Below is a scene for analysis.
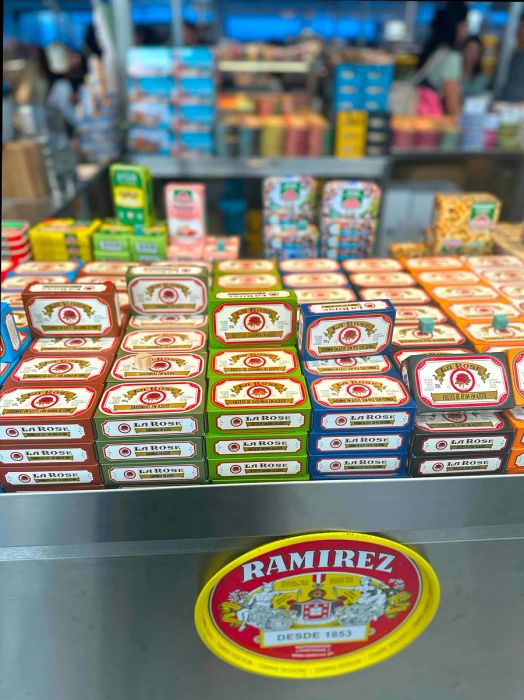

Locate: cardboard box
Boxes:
[96,437,204,463]
[23,282,121,337]
[110,163,154,229]
[205,434,307,458]
[6,354,110,387]
[208,455,307,481]
[207,376,310,434]
[301,355,395,382]
[119,330,207,354]
[209,291,297,347]
[309,453,406,478]
[101,461,207,486]
[0,464,102,490]
[307,374,415,433]
[0,443,98,466]
[297,300,395,360]
[127,263,208,315]
[408,453,506,477]
[0,385,98,444]
[95,379,206,438]
[208,348,299,377]
[108,352,206,383]
[309,431,409,454]
[402,352,514,412]
[410,412,512,456]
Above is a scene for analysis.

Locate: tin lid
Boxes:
[194,532,439,679]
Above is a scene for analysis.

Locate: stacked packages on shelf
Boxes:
[127,47,215,157]
[2,221,32,266]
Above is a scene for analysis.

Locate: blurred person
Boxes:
[417,1,469,115]
[47,45,87,133]
[499,14,524,102]
[462,36,489,97]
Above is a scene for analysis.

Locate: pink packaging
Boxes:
[164,183,206,256]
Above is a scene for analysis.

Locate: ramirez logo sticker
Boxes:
[195,532,439,679]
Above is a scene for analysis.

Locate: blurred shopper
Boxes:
[499,14,524,102]
[462,36,489,97]
[417,1,469,115]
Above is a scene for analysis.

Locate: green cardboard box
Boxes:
[107,352,207,383]
[209,290,297,348]
[117,329,208,355]
[97,436,204,463]
[101,459,207,485]
[126,263,209,315]
[110,163,154,229]
[207,455,307,481]
[207,374,310,434]
[207,347,301,378]
[206,433,307,459]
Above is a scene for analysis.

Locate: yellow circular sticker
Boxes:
[195,531,440,679]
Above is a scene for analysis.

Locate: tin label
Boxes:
[211,378,306,409]
[128,314,207,330]
[99,382,202,415]
[447,302,520,320]
[359,288,430,303]
[283,273,347,288]
[312,376,409,409]
[121,330,206,352]
[102,440,197,460]
[26,296,113,335]
[30,336,118,353]
[394,306,447,325]
[464,322,524,343]
[0,423,86,440]
[320,411,411,430]
[413,356,509,409]
[315,434,404,452]
[108,464,199,482]
[0,386,96,417]
[304,356,392,376]
[5,469,95,485]
[211,350,298,376]
[393,325,465,347]
[306,315,392,358]
[432,285,498,301]
[212,437,304,455]
[216,459,302,477]
[420,436,508,453]
[217,413,306,431]
[295,288,356,303]
[0,447,89,464]
[101,417,198,437]
[417,457,502,475]
[415,412,504,432]
[13,356,107,382]
[128,277,207,314]
[280,259,341,273]
[316,456,402,472]
[194,532,439,679]
[111,353,204,380]
[213,302,294,344]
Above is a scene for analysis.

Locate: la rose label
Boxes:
[194,532,439,679]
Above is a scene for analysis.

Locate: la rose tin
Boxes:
[127,313,208,330]
[4,275,69,291]
[23,282,121,337]
[358,287,431,304]
[446,302,521,323]
[207,455,308,481]
[480,269,524,285]
[294,288,356,304]
[506,448,524,473]
[127,264,208,315]
[393,348,472,370]
[209,291,297,348]
[462,321,524,346]
[401,256,464,271]
[301,355,394,382]
[96,437,204,463]
[77,275,127,291]
[119,330,207,354]
[506,349,524,405]
[13,260,80,276]
[394,305,447,325]
[297,300,395,361]
[108,353,206,382]
[214,274,281,292]
[402,353,514,411]
[95,379,206,438]
[309,431,409,454]
[309,454,406,478]
[28,335,120,359]
[207,376,310,434]
[0,464,102,490]
[208,348,300,377]
[215,259,278,275]
[282,272,348,289]
[411,412,512,456]
[429,284,500,304]
[391,324,466,349]
[101,461,207,485]
[7,354,110,387]
[408,454,506,477]
[349,272,415,288]
[464,255,520,269]
[0,385,97,443]
[504,408,524,447]
[342,258,403,273]
[0,443,98,466]
[206,434,307,458]
[416,270,480,286]
[279,258,341,273]
[81,261,133,275]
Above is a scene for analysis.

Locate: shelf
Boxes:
[218,59,313,73]
[1,475,523,555]
[128,154,389,178]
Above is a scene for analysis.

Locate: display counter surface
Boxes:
[1,475,523,556]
